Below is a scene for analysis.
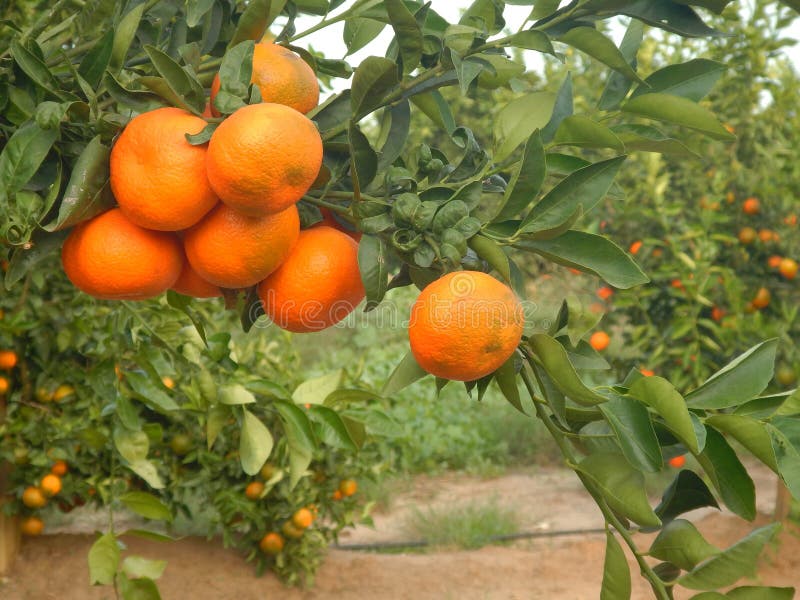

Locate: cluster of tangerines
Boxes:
[60,42,365,333]
[0,349,17,396]
[19,460,68,536]
[0,348,75,401]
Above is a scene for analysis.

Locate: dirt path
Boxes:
[2,467,797,600]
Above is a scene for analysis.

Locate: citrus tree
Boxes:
[2,0,800,598]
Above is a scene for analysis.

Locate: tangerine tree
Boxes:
[2,0,800,598]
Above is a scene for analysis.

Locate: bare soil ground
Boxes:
[2,467,798,600]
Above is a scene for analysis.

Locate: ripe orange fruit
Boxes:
[282,520,305,539]
[259,532,285,555]
[785,214,798,226]
[332,489,343,501]
[258,227,365,333]
[171,259,221,298]
[758,229,776,243]
[738,227,756,245]
[779,258,798,280]
[407,271,524,381]
[752,287,771,310]
[292,508,313,529]
[0,376,9,395]
[22,486,47,508]
[51,460,68,477]
[652,248,663,258]
[62,209,183,300]
[20,516,44,536]
[184,203,299,289]
[52,384,75,402]
[161,376,175,389]
[629,240,642,255]
[211,43,319,116]
[40,474,62,497]
[742,197,760,215]
[668,455,686,469]
[0,350,18,370]
[768,255,783,269]
[671,279,684,289]
[339,479,358,497]
[710,306,725,322]
[315,208,362,242]
[206,103,323,216]
[726,191,735,204]
[596,287,614,301]
[245,481,264,500]
[639,369,655,377]
[589,331,610,351]
[110,107,218,231]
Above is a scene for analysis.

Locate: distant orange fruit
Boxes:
[184,203,299,289]
[758,229,776,243]
[292,508,313,529]
[110,107,218,231]
[245,481,264,500]
[171,259,221,298]
[779,258,798,280]
[0,350,18,370]
[40,474,62,497]
[668,455,686,468]
[20,516,44,536]
[339,479,358,497]
[738,227,757,245]
[332,490,343,501]
[629,240,642,255]
[51,460,68,477]
[726,191,735,204]
[62,209,183,300]
[0,376,9,395]
[671,279,684,290]
[161,376,175,389]
[596,287,614,301]
[768,255,783,269]
[652,248,663,258]
[710,306,725,322]
[52,384,75,402]
[589,331,610,351]
[742,197,760,215]
[282,520,305,539]
[752,287,771,310]
[784,214,798,226]
[258,227,365,333]
[407,271,524,381]
[210,43,319,116]
[259,532,285,555]
[639,369,655,377]
[22,486,47,508]
[206,103,323,216]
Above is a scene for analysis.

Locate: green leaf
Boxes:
[629,376,699,453]
[612,123,699,157]
[121,556,167,581]
[0,120,59,199]
[351,56,399,118]
[382,351,429,395]
[695,427,756,521]
[143,45,205,113]
[386,0,423,74]
[655,470,720,524]
[230,0,288,46]
[128,460,164,489]
[552,116,625,152]
[494,91,556,161]
[576,452,661,527]
[11,40,67,99]
[726,586,796,599]
[649,519,719,570]
[43,135,113,231]
[309,405,360,450]
[616,1,723,38]
[219,384,256,405]
[516,231,649,289]
[216,40,255,106]
[528,334,608,406]
[114,428,149,463]
[110,4,146,71]
[520,155,626,233]
[558,27,645,84]
[468,234,511,282]
[358,235,389,311]
[88,533,120,586]
[686,340,778,409]
[206,405,228,450]
[410,91,455,133]
[678,523,781,590]
[503,29,555,54]
[349,122,378,193]
[767,417,800,500]
[600,394,662,472]
[377,99,411,171]
[78,30,114,88]
[631,59,726,102]
[622,93,735,141]
[706,415,778,472]
[119,492,172,522]
[124,371,180,413]
[492,130,545,222]
[540,73,573,143]
[495,353,524,414]
[104,73,167,113]
[600,531,631,600]
[344,18,386,55]
[275,401,315,488]
[239,408,274,476]
[292,370,343,405]
[119,574,161,600]
[598,19,644,111]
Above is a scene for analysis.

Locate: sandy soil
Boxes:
[2,467,798,600]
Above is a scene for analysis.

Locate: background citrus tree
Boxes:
[2,1,800,598]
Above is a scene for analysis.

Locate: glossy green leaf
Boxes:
[540,73,573,143]
[528,334,607,406]
[600,531,631,600]
[678,523,781,590]
[631,59,726,102]
[648,519,719,570]
[219,384,256,405]
[598,19,644,110]
[123,371,180,413]
[494,91,556,161]
[600,394,662,472]
[11,40,66,99]
[275,400,316,487]
[617,1,723,38]
[726,586,796,599]
[349,122,378,193]
[104,73,167,113]
[516,231,649,289]
[622,93,735,141]
[309,405,360,450]
[114,428,149,463]
[503,29,555,54]
[230,0,288,46]
[344,18,386,55]
[0,120,59,199]
[612,123,699,157]
[495,353,524,414]
[88,533,120,586]
[119,492,172,522]
[686,340,778,409]
[559,27,645,84]
[110,4,146,71]
[358,235,389,311]
[629,376,699,453]
[492,130,545,223]
[382,351,429,395]
[239,408,274,476]
[695,427,756,521]
[206,405,228,450]
[706,415,778,472]
[293,370,343,406]
[78,30,114,88]
[552,116,625,152]
[410,91,455,133]
[143,45,205,113]
[576,452,661,527]
[351,56,399,118]
[128,460,164,489]
[386,0,422,74]
[767,417,800,500]
[654,470,720,524]
[468,234,511,282]
[377,99,411,171]
[121,555,167,581]
[216,40,255,103]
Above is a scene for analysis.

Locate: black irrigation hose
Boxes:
[332,526,609,552]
